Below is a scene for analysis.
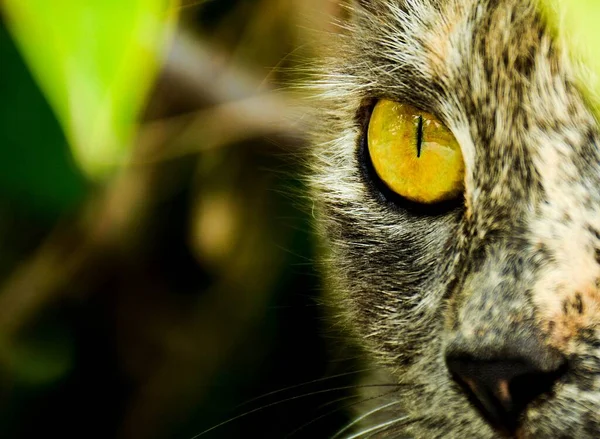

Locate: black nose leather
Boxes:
[446,353,567,433]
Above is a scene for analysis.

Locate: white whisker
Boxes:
[332,399,403,439]
[344,415,410,439]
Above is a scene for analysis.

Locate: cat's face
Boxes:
[310,0,600,437]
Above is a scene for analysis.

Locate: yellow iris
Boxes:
[367,99,465,204]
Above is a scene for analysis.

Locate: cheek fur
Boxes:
[530,130,600,352]
[532,227,600,352]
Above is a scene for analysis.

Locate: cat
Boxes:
[309,0,600,437]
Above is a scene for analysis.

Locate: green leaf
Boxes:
[3,0,178,178]
[542,1,600,106]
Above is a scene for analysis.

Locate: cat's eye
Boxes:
[367,99,465,204]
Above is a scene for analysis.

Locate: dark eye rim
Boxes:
[357,99,465,217]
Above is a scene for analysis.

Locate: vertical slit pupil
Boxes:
[416,115,424,158]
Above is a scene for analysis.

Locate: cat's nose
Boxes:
[445,339,567,434]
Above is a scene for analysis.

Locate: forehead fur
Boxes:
[314,0,600,220]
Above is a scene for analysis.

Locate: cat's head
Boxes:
[310,0,600,437]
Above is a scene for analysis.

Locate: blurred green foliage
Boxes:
[542,0,600,108]
[3,0,178,178]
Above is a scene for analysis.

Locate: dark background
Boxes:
[0,1,356,438]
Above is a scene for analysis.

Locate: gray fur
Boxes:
[309,0,600,437]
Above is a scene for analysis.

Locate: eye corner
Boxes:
[354,97,378,130]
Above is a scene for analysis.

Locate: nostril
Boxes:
[446,356,567,433]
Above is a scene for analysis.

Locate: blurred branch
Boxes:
[135,92,307,164]
[137,31,309,163]
[0,224,93,337]
[165,29,264,105]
